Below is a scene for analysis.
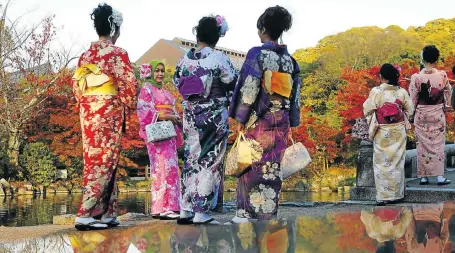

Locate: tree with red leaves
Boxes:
[0,2,76,178]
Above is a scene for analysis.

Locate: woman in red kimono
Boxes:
[72,4,137,230]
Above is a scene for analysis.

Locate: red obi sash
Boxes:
[376,99,404,124]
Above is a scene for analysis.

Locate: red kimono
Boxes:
[73,40,137,218]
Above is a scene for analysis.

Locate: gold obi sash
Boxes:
[73,64,118,96]
[155,104,174,114]
[263,70,293,98]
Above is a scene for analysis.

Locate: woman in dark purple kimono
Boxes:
[228,6,301,222]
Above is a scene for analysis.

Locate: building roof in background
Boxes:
[135,37,246,70]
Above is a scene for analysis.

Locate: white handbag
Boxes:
[280,133,312,179]
[145,112,177,143]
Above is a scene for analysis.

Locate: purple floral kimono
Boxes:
[229,41,301,220]
[173,47,238,213]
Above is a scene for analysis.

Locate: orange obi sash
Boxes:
[263,70,293,98]
[73,64,118,96]
[155,104,174,113]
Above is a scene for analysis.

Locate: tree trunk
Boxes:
[7,129,20,176]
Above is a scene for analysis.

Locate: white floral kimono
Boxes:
[363,83,413,201]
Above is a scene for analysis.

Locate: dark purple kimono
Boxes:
[229,42,301,220]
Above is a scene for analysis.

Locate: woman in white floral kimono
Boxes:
[229,6,301,222]
[363,64,413,205]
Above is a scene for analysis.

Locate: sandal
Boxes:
[438,178,451,185]
[159,211,180,220]
[101,218,120,227]
[193,218,220,225]
[177,217,194,225]
[75,221,108,231]
[420,178,429,185]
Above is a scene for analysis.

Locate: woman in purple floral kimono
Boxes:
[173,15,238,225]
[229,6,301,222]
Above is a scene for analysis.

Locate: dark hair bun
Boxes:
[195,16,221,46]
[422,45,440,64]
[380,63,400,86]
[257,5,293,41]
[91,3,114,36]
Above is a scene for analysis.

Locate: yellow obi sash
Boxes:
[73,64,118,96]
[263,70,293,98]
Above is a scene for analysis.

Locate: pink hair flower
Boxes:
[140,63,152,80]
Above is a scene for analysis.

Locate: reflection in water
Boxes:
[3,202,455,252]
[405,203,449,253]
[0,191,349,227]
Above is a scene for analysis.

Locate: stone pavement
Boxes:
[351,169,455,202]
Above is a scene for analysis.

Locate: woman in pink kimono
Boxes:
[405,203,449,253]
[137,60,182,220]
[409,45,451,186]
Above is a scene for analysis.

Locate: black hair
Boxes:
[257,5,292,41]
[380,63,400,86]
[376,241,395,253]
[195,16,221,47]
[422,45,440,64]
[91,3,118,37]
[452,65,455,76]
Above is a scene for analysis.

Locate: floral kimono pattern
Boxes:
[73,40,137,218]
[229,42,301,220]
[363,83,413,201]
[137,83,182,215]
[409,69,451,177]
[174,47,238,213]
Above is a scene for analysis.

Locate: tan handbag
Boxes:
[225,132,263,177]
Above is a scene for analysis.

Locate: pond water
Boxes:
[0,191,349,227]
[2,201,454,253]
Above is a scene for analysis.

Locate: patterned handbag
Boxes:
[145,113,177,143]
[281,133,312,179]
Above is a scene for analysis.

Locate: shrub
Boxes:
[20,142,58,186]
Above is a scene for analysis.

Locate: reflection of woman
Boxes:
[73,4,137,230]
[363,64,413,205]
[405,203,449,253]
[360,207,412,246]
[137,61,182,220]
[229,5,301,222]
[173,15,238,225]
[409,45,451,185]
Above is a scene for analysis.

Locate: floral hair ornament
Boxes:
[215,15,229,37]
[140,63,152,80]
[394,64,402,73]
[108,8,123,37]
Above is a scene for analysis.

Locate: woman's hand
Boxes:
[237,123,245,133]
[169,115,182,126]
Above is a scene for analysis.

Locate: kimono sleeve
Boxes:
[72,56,84,103]
[409,74,421,111]
[219,53,239,95]
[228,47,262,125]
[441,70,452,110]
[136,86,156,141]
[363,88,379,124]
[402,88,414,118]
[173,58,184,89]
[114,50,138,110]
[289,57,301,127]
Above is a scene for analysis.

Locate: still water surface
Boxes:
[1,201,454,253]
[0,191,349,226]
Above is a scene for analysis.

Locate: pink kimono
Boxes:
[409,69,451,177]
[137,83,182,214]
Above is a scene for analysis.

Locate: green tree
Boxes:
[20,142,58,187]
